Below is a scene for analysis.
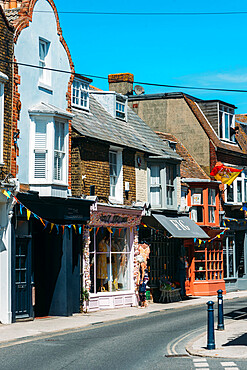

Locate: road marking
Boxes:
[167,327,203,355]
[220,363,238,367]
[193,364,209,368]
[193,359,207,362]
[223,368,239,370]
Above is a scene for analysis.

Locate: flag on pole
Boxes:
[210,162,242,185]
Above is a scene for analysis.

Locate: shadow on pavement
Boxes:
[224,306,247,320]
[222,333,247,346]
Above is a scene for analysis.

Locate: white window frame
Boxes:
[116,100,126,120]
[109,147,123,204]
[54,121,66,182]
[225,170,247,204]
[39,37,51,87]
[218,103,235,142]
[190,188,204,223]
[0,82,4,165]
[148,162,177,209]
[208,188,216,223]
[72,79,89,110]
[29,115,68,186]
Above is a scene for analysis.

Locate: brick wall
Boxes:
[71,132,137,205]
[135,152,147,202]
[0,9,14,180]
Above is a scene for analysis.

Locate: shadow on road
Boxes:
[222,333,247,346]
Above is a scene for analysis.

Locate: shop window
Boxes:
[89,228,131,293]
[208,188,216,223]
[223,234,236,278]
[194,240,223,281]
[190,188,203,223]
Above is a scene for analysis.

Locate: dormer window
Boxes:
[116,99,126,120]
[219,104,235,142]
[72,79,89,109]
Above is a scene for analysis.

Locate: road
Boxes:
[0,298,246,370]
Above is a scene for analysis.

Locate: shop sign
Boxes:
[90,212,142,227]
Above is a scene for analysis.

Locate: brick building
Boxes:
[108,73,247,293]
[0,5,15,324]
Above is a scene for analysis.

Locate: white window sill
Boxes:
[71,103,89,112]
[38,82,53,93]
[109,196,123,204]
[30,181,68,187]
[90,290,134,297]
[220,138,237,145]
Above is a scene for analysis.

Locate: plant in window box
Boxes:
[80,288,90,313]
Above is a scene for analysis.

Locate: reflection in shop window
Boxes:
[89,228,131,293]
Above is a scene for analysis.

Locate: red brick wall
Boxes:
[0,9,14,180]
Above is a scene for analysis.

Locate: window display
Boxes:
[89,228,131,293]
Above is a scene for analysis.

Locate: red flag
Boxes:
[210,162,242,185]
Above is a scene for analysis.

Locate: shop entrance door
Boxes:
[15,236,33,319]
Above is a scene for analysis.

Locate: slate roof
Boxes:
[234,115,247,154]
[72,94,181,159]
[156,132,210,180]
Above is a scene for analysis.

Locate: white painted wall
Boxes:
[0,194,13,324]
[14,0,71,187]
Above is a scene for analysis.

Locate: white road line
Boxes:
[223,368,239,370]
[220,362,237,367]
[193,359,207,362]
[193,364,210,368]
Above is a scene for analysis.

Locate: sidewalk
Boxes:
[0,290,247,353]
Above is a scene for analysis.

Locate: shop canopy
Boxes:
[145,214,209,239]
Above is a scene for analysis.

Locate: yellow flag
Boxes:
[26,209,31,220]
[2,190,10,198]
[50,223,54,233]
[107,227,113,234]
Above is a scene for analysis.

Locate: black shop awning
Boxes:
[145,214,209,239]
[16,192,94,224]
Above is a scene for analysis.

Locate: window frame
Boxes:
[109,147,123,204]
[71,78,89,110]
[29,115,69,186]
[223,233,236,279]
[147,162,177,209]
[38,37,51,87]
[218,103,235,142]
[190,188,204,224]
[225,170,247,204]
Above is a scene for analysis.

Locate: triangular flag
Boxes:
[62,225,65,234]
[96,227,100,235]
[19,204,23,215]
[79,226,82,234]
[107,227,113,234]
[194,238,197,243]
[2,190,10,198]
[26,209,31,220]
[56,225,59,234]
[50,223,54,233]
[40,218,46,227]
[73,225,77,233]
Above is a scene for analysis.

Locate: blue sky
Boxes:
[55,0,247,113]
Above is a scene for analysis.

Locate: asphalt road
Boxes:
[0,298,247,370]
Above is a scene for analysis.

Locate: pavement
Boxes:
[0,290,247,359]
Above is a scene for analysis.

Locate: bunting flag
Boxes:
[26,209,31,221]
[62,225,65,234]
[79,226,82,234]
[96,227,100,235]
[73,224,77,233]
[2,189,11,198]
[210,162,242,185]
[107,227,113,234]
[56,225,59,234]
[50,223,54,233]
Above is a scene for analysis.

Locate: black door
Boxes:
[15,236,33,319]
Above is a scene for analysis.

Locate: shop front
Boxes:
[83,204,143,311]
[140,213,209,301]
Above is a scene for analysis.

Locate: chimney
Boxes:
[108,73,134,96]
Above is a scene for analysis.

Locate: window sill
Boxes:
[38,82,53,94]
[71,103,89,112]
[220,138,237,145]
[109,196,123,205]
[90,290,134,297]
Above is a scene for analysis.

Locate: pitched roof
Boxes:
[72,95,181,159]
[234,115,247,154]
[156,132,210,180]
[183,95,243,155]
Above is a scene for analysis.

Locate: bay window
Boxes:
[148,163,177,209]
[190,188,203,223]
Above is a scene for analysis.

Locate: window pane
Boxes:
[225,113,229,139]
[209,206,215,223]
[227,184,233,202]
[35,152,46,178]
[237,180,242,203]
[191,188,203,205]
[208,188,216,205]
[191,206,203,222]
[150,186,161,206]
[150,165,160,185]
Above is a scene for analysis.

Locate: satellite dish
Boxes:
[134,85,145,95]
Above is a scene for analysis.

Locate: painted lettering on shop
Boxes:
[99,214,128,224]
[170,219,190,231]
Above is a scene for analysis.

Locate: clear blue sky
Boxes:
[55,0,247,113]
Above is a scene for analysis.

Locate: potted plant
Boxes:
[80,288,90,313]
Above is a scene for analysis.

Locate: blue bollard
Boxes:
[207,301,215,350]
[217,289,224,330]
